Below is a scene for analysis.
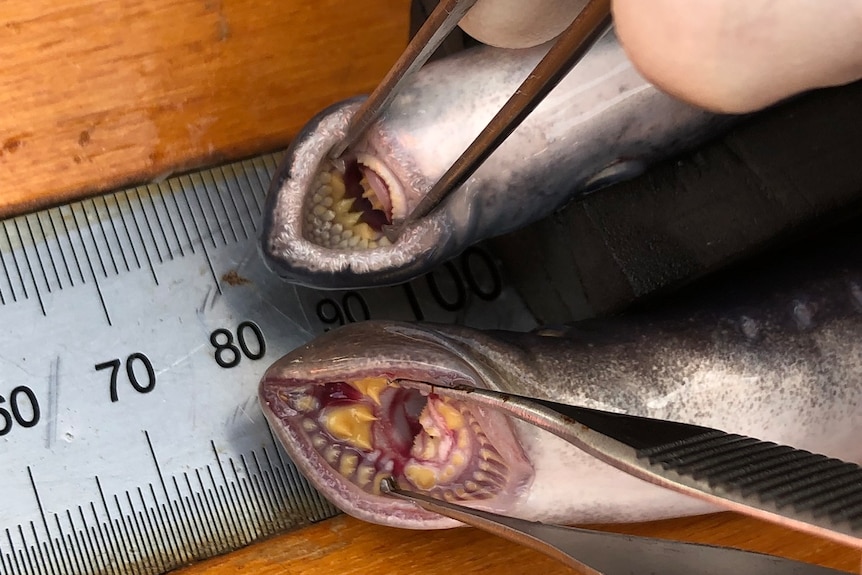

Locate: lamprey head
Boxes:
[259,321,533,529]
[260,99,448,289]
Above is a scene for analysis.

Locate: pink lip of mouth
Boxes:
[260,371,534,529]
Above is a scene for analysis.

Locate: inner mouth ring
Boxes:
[302,153,406,250]
[274,377,519,504]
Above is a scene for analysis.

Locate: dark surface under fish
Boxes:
[492,79,862,323]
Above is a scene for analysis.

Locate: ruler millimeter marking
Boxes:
[0,153,536,575]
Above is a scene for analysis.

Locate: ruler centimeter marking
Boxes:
[0,152,536,575]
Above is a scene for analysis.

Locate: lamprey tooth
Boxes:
[356,464,376,488]
[404,463,438,491]
[301,418,318,432]
[348,377,389,406]
[465,480,480,492]
[479,461,507,481]
[360,178,385,211]
[454,487,468,499]
[293,395,318,413]
[339,453,360,477]
[440,465,457,482]
[436,402,464,430]
[417,436,440,460]
[457,430,470,450]
[320,404,377,451]
[340,211,362,228]
[334,198,355,215]
[451,452,466,467]
[324,444,342,465]
[330,172,345,199]
[480,448,507,467]
[355,223,378,241]
[312,435,327,450]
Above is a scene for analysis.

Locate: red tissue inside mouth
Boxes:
[343,160,390,230]
[309,381,429,477]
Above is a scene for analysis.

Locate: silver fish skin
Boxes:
[261,31,734,289]
[259,245,862,529]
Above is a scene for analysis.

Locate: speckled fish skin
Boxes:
[260,236,862,528]
[260,31,735,289]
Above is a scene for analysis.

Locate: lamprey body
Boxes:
[260,236,862,528]
[261,31,732,289]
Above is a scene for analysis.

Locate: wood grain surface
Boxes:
[173,513,861,575]
[3,1,860,573]
[0,0,408,216]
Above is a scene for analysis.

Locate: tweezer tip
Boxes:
[382,223,404,243]
[379,476,399,495]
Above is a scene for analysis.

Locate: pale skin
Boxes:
[611,0,862,113]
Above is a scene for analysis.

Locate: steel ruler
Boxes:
[0,152,537,575]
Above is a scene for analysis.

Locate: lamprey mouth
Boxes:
[303,152,406,250]
[269,377,521,501]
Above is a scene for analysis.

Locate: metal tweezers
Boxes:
[329,0,613,240]
[382,382,862,574]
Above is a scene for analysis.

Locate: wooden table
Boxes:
[3,1,859,573]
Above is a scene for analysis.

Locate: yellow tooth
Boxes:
[354,222,378,241]
[295,395,318,413]
[454,487,467,499]
[301,419,317,432]
[405,463,438,491]
[451,452,465,467]
[349,377,389,406]
[480,448,507,470]
[312,435,328,450]
[421,437,439,460]
[440,465,457,482]
[457,430,470,450]
[330,173,346,200]
[360,179,384,211]
[321,404,377,451]
[334,198,355,215]
[339,453,359,477]
[324,445,341,465]
[479,460,507,479]
[465,480,479,492]
[337,211,362,228]
[356,464,375,487]
[435,402,464,430]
